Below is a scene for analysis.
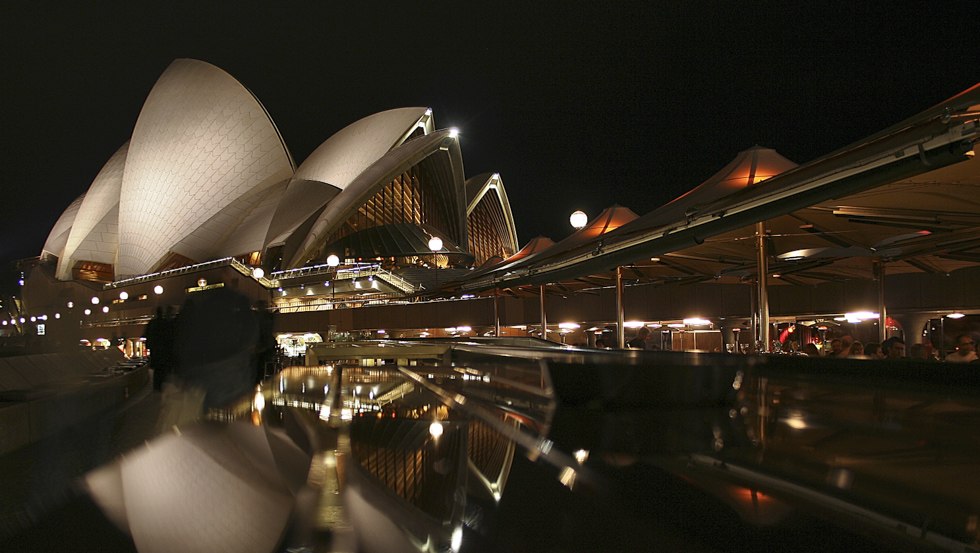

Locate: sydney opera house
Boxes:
[18,59,522,353]
[3,59,980,552]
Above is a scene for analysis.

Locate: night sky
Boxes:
[2,2,977,280]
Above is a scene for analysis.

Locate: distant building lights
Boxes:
[18,279,24,286]
[569,210,588,230]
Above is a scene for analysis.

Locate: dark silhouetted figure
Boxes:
[144,307,176,390]
[173,288,259,410]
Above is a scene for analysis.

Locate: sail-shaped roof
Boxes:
[116,59,294,277]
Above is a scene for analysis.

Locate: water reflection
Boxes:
[73,343,980,552]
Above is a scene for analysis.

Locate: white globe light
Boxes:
[252,267,264,280]
[91,296,100,305]
[102,306,109,313]
[428,236,443,252]
[119,291,129,300]
[429,421,444,438]
[570,210,588,230]
[153,285,164,295]
[67,301,74,309]
[326,254,340,267]
[83,309,91,316]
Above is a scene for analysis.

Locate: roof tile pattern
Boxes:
[117,59,293,277]
[56,142,128,279]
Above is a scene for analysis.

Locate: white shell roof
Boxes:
[116,59,294,277]
[263,107,431,249]
[294,107,431,188]
[288,129,465,267]
[464,172,519,253]
[56,142,128,280]
[42,194,85,260]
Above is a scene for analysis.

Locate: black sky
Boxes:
[1,1,978,275]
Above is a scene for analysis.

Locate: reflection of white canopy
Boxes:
[85,422,310,553]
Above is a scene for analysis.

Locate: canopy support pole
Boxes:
[539,284,548,342]
[755,222,770,352]
[494,288,501,337]
[616,266,625,349]
[874,260,887,343]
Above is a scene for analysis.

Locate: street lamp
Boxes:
[326,255,339,306]
[428,236,444,292]
[570,210,588,230]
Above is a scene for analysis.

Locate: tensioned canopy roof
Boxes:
[459,83,980,296]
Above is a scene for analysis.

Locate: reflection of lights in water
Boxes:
[784,411,808,430]
[340,408,353,421]
[354,385,362,395]
[451,526,463,553]
[319,404,330,421]
[558,466,577,489]
[828,468,853,489]
[253,391,265,412]
[429,421,444,438]
[573,449,589,464]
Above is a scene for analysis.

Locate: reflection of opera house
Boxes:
[16,60,980,357]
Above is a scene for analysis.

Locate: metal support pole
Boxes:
[940,316,946,361]
[755,222,770,352]
[539,284,547,342]
[615,266,625,349]
[873,260,887,343]
[493,288,501,337]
